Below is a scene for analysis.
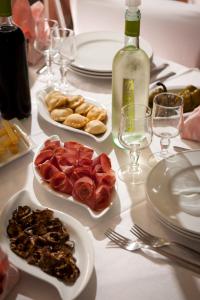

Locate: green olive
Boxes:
[191,89,200,108]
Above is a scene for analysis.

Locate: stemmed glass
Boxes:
[34,18,58,87]
[118,104,152,184]
[150,92,183,163]
[52,28,76,92]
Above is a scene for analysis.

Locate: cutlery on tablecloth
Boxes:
[173,146,191,152]
[150,63,169,76]
[150,71,176,87]
[105,228,200,274]
[130,224,200,256]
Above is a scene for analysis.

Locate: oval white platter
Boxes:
[33,135,115,219]
[0,118,34,168]
[37,89,111,143]
[0,189,94,300]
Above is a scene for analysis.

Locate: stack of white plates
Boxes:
[146,150,200,240]
[70,31,153,79]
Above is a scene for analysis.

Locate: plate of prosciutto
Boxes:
[33,136,116,218]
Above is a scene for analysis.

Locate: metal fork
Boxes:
[130,224,200,256]
[105,228,200,273]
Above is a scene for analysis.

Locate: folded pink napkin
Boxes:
[181,106,200,142]
[12,0,35,41]
[31,1,45,23]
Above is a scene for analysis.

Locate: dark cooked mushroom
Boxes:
[7,205,80,284]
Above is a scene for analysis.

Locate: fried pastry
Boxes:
[47,96,68,112]
[84,120,107,135]
[63,114,89,129]
[86,106,107,122]
[67,95,85,109]
[45,90,62,105]
[50,108,73,122]
[75,102,94,115]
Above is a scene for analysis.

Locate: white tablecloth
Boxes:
[1,57,200,300]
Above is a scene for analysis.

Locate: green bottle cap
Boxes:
[0,0,12,17]
[125,20,140,37]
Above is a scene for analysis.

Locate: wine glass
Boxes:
[34,18,58,87]
[150,92,183,163]
[52,28,76,92]
[118,103,152,184]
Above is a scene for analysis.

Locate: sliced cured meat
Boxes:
[94,184,112,211]
[50,172,73,195]
[72,176,96,206]
[99,153,111,172]
[54,147,67,156]
[39,161,60,182]
[92,163,103,174]
[78,157,93,167]
[79,146,94,160]
[64,141,83,151]
[95,170,116,187]
[35,138,115,212]
[71,166,92,183]
[34,150,54,166]
[44,139,61,151]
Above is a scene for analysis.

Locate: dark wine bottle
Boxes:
[0,0,31,120]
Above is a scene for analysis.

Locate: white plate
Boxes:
[146,150,200,236]
[33,135,115,219]
[0,118,34,168]
[72,31,153,72]
[0,190,94,300]
[37,89,111,143]
[69,66,112,79]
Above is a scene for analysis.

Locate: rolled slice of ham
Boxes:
[34,149,54,166]
[71,166,93,184]
[99,153,111,172]
[64,141,83,150]
[39,161,60,182]
[95,170,116,188]
[92,153,111,173]
[94,184,112,211]
[43,139,61,151]
[50,172,73,195]
[54,147,67,156]
[55,153,76,173]
[79,146,94,160]
[72,176,96,207]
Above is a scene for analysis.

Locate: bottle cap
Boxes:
[0,0,12,17]
[125,0,141,7]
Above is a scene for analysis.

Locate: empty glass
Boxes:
[34,18,58,87]
[52,28,76,92]
[118,104,152,184]
[150,92,183,163]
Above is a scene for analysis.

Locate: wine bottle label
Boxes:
[123,79,135,131]
[123,79,134,106]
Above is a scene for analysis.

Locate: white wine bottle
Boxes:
[112,0,150,147]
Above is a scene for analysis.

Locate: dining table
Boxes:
[1,53,200,300]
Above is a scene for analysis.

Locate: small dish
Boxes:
[0,118,34,168]
[33,135,115,219]
[0,190,94,300]
[37,89,111,143]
